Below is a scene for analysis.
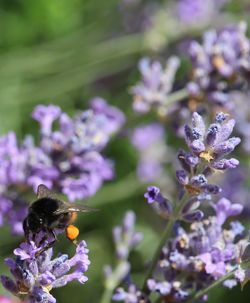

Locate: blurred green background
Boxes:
[0,0,250,302]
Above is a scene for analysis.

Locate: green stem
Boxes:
[100,288,114,303]
[186,260,250,303]
[154,297,162,303]
[185,268,237,303]
[142,216,175,292]
[163,88,189,106]
[100,261,129,303]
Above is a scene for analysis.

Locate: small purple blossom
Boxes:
[113,211,143,260]
[1,238,90,303]
[176,0,227,26]
[144,186,161,204]
[90,97,126,134]
[176,170,221,198]
[32,105,61,136]
[113,284,150,303]
[131,123,170,183]
[213,197,243,225]
[144,186,173,218]
[131,57,180,113]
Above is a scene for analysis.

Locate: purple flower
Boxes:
[131,57,180,113]
[131,123,170,182]
[144,186,173,218]
[147,279,171,295]
[176,170,221,198]
[33,101,123,200]
[113,211,143,260]
[131,123,165,151]
[113,285,150,303]
[187,22,250,107]
[1,238,90,302]
[176,0,226,25]
[32,105,61,136]
[104,212,143,300]
[199,253,226,278]
[90,97,125,134]
[184,112,241,170]
[144,186,161,204]
[213,197,243,225]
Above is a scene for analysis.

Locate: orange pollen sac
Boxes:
[69,212,78,223]
[66,224,79,241]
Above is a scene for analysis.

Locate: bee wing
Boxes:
[37,184,54,199]
[53,201,98,215]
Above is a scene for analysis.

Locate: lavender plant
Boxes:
[1,4,250,303]
[187,22,250,108]
[104,111,250,303]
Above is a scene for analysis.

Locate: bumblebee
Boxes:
[23,184,95,250]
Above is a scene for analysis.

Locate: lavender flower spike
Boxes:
[131,57,180,113]
[184,112,241,170]
[103,211,143,302]
[113,211,143,261]
[1,238,90,303]
[187,22,250,107]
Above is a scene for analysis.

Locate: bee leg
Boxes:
[35,240,57,257]
[35,229,57,256]
[72,239,78,246]
[51,229,58,242]
[36,238,56,256]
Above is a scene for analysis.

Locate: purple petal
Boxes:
[202,184,221,194]
[183,210,204,222]
[176,170,189,185]
[216,119,236,143]
[144,186,160,204]
[212,158,239,170]
[190,140,205,154]
[205,123,220,147]
[192,112,206,137]
[213,137,241,156]
[0,276,18,294]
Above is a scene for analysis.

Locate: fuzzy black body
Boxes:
[25,198,70,232]
[23,184,94,242]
